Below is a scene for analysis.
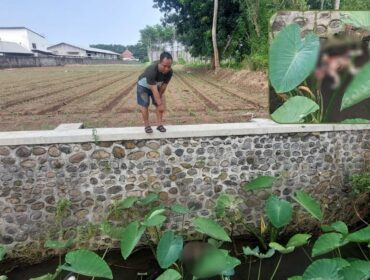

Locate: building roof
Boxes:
[0,41,33,54]
[48,42,120,55]
[0,27,46,38]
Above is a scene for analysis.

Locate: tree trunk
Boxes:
[320,0,325,9]
[334,0,340,10]
[212,0,220,72]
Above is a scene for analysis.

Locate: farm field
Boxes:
[0,64,268,131]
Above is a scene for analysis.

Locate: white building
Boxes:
[48,43,120,60]
[0,41,34,56]
[150,41,193,62]
[0,27,51,55]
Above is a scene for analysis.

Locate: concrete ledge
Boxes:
[54,123,84,131]
[0,118,370,146]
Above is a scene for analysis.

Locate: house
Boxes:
[0,41,34,56]
[0,27,52,56]
[121,49,137,61]
[48,43,120,60]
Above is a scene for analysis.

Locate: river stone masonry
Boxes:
[0,129,369,260]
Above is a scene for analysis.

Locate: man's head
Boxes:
[158,52,173,74]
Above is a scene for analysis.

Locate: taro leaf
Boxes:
[0,246,6,261]
[29,275,53,280]
[341,12,370,30]
[269,242,295,254]
[269,23,320,93]
[243,246,275,259]
[171,204,190,215]
[141,192,159,205]
[346,226,370,243]
[116,196,138,209]
[216,194,233,217]
[156,269,182,280]
[100,222,125,239]
[338,266,366,280]
[143,208,166,227]
[293,191,323,221]
[302,258,349,280]
[342,118,370,124]
[61,249,113,279]
[121,221,145,260]
[244,176,276,191]
[341,61,370,111]
[271,96,319,123]
[156,231,183,269]
[193,217,231,242]
[44,239,74,249]
[265,195,293,228]
[348,259,370,279]
[192,248,241,278]
[312,233,343,257]
[321,221,348,235]
[286,233,312,248]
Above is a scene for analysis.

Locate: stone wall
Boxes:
[0,123,369,260]
[0,56,137,69]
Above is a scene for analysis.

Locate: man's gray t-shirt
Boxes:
[138,62,173,89]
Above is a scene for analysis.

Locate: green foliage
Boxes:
[120,221,146,260]
[156,269,182,280]
[44,239,74,250]
[243,246,275,259]
[55,198,71,223]
[342,119,370,124]
[302,258,349,280]
[171,204,190,215]
[244,175,276,191]
[271,96,320,123]
[293,191,323,221]
[351,171,370,194]
[265,195,293,229]
[270,233,311,254]
[346,226,370,243]
[321,221,348,235]
[312,233,345,257]
[156,231,183,269]
[61,249,113,279]
[193,217,231,242]
[0,246,5,261]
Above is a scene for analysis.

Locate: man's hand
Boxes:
[157,103,165,113]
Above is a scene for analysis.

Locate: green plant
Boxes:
[351,171,370,194]
[269,20,370,124]
[92,128,99,144]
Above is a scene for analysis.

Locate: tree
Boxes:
[334,0,340,9]
[212,0,220,71]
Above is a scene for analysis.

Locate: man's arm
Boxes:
[159,83,168,96]
[149,84,163,105]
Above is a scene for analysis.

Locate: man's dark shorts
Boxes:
[137,84,160,108]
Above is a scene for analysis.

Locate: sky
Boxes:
[0,0,163,46]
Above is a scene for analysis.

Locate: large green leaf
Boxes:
[346,226,370,243]
[192,249,241,278]
[44,239,74,249]
[142,215,167,227]
[116,196,139,210]
[271,96,319,123]
[293,191,323,221]
[302,259,348,280]
[266,195,293,228]
[312,233,343,257]
[141,192,159,205]
[100,222,125,239]
[339,266,366,280]
[341,12,370,30]
[216,194,233,217]
[171,204,190,215]
[321,221,348,235]
[243,246,275,259]
[193,217,231,242]
[341,118,370,124]
[61,249,113,279]
[244,176,276,191]
[156,231,183,269]
[341,61,370,110]
[156,269,182,280]
[286,233,312,248]
[348,259,370,278]
[0,246,5,261]
[120,221,145,260]
[269,23,320,93]
[269,242,295,254]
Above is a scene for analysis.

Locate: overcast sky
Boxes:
[0,0,163,46]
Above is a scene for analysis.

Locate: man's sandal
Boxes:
[145,126,153,133]
[156,125,166,132]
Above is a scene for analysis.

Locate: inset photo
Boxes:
[269,11,370,124]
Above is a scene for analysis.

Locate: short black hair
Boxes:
[160,51,173,62]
